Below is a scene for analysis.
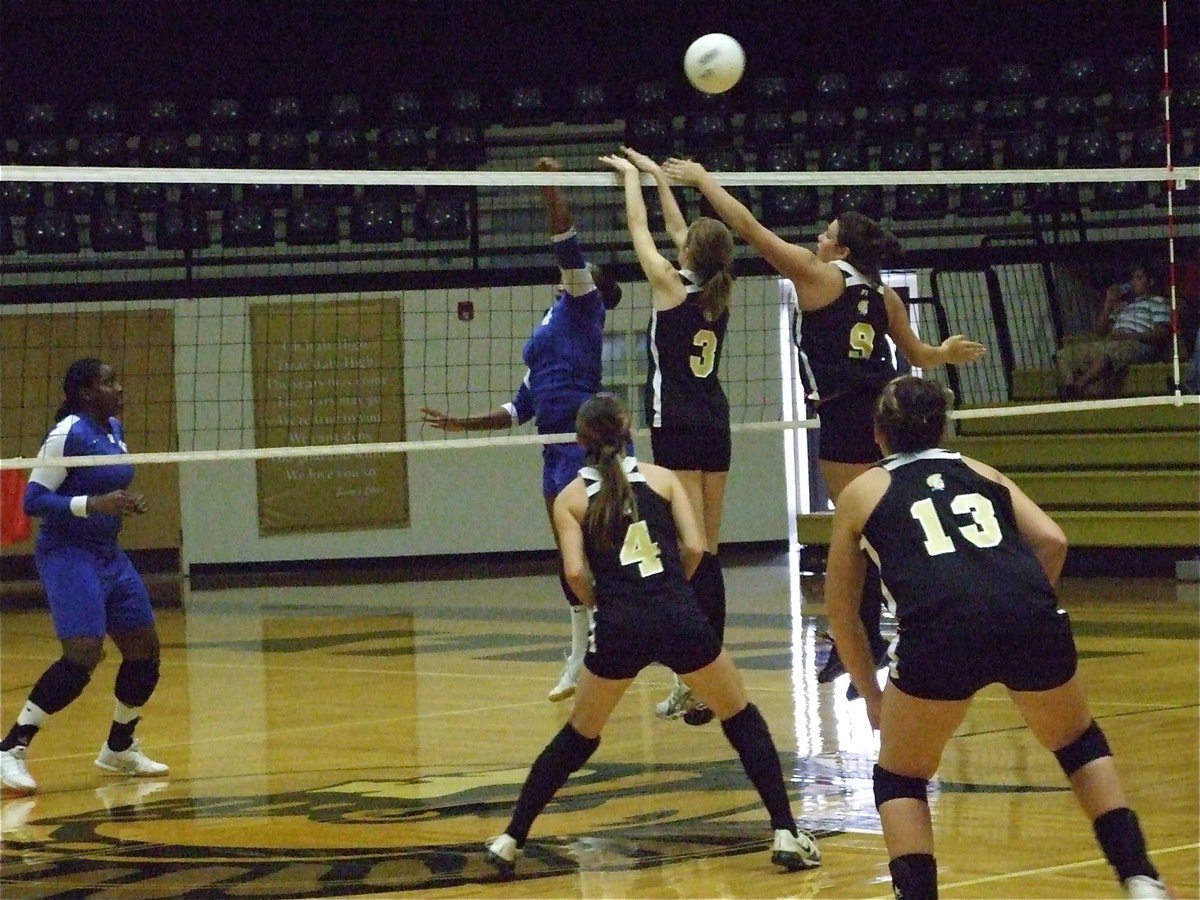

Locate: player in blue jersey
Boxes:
[0,358,168,793]
[599,147,739,727]
[420,157,622,703]
[662,159,986,699]
[483,393,821,877]
[824,375,1171,900]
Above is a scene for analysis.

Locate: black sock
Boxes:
[889,853,938,900]
[0,723,38,751]
[721,704,796,833]
[506,723,599,844]
[106,718,140,752]
[1093,807,1159,882]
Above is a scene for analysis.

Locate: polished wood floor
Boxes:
[1,556,1197,899]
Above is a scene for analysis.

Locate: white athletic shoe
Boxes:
[548,655,581,702]
[655,680,695,720]
[1123,875,1170,899]
[0,746,36,793]
[484,833,520,877]
[771,828,822,870]
[94,740,169,777]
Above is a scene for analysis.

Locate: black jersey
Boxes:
[794,260,894,402]
[644,269,730,431]
[580,457,693,608]
[861,450,1059,633]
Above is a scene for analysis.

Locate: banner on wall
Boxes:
[250,298,409,535]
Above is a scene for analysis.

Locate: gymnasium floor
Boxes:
[1,554,1197,899]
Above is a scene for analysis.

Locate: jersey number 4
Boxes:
[909,493,1003,556]
[620,519,664,576]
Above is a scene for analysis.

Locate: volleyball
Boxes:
[683,33,745,94]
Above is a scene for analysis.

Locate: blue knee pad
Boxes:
[873,764,929,809]
[115,659,160,708]
[1054,720,1111,777]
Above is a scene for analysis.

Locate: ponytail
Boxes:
[685,218,735,321]
[576,393,636,551]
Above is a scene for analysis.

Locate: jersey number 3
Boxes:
[620,519,664,576]
[909,493,1003,556]
[690,329,718,377]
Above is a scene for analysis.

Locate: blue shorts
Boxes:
[542,439,636,498]
[35,543,154,640]
[542,442,588,498]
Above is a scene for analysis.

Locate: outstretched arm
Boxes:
[599,153,678,301]
[620,146,687,251]
[883,287,988,369]
[420,406,514,432]
[536,156,572,235]
[662,157,842,308]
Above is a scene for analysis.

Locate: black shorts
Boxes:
[650,426,731,472]
[586,591,722,680]
[890,607,1079,701]
[815,390,882,464]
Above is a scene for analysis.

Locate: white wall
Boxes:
[175,275,793,567]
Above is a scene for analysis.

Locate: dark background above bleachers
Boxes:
[3,0,1197,133]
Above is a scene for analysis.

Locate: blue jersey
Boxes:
[24,414,135,551]
[504,229,606,434]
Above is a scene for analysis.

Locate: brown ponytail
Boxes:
[686,217,735,321]
[576,394,636,551]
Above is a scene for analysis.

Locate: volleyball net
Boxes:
[1,159,1198,480]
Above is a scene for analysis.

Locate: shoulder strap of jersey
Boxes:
[581,456,647,497]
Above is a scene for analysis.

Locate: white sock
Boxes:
[569,606,590,663]
[16,701,48,729]
[112,700,142,725]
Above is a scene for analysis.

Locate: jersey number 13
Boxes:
[909,493,1003,556]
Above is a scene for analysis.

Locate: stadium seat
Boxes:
[0,215,13,254]
[820,139,867,172]
[445,88,483,124]
[508,85,549,124]
[25,208,80,253]
[929,65,976,100]
[18,136,66,166]
[260,129,309,168]
[377,125,429,169]
[625,116,674,158]
[924,99,975,140]
[54,181,104,211]
[388,91,425,126]
[90,207,146,252]
[0,181,42,217]
[633,79,670,113]
[318,127,368,168]
[222,203,276,248]
[894,183,948,220]
[744,109,794,152]
[434,123,486,169]
[184,182,232,211]
[349,199,404,243]
[81,100,121,133]
[286,201,340,245]
[568,83,609,124]
[684,111,732,152]
[1110,88,1159,131]
[1048,94,1098,131]
[832,185,884,220]
[864,102,912,144]
[807,107,850,144]
[140,132,190,168]
[749,76,794,111]
[156,203,210,250]
[115,182,166,212]
[413,189,471,241]
[22,102,60,136]
[981,95,1033,138]
[79,132,130,167]
[881,137,929,171]
[200,99,251,167]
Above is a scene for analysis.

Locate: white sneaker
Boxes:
[655,680,695,720]
[548,655,581,702]
[0,746,36,793]
[771,828,822,870]
[1123,875,1170,899]
[94,740,169,777]
[484,832,520,877]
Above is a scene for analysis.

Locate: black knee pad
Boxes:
[691,552,726,642]
[554,723,600,772]
[873,764,929,809]
[115,659,160,708]
[1054,720,1111,777]
[29,657,93,715]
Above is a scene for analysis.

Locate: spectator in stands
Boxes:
[1055,262,1171,399]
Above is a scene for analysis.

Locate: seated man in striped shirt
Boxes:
[1055,262,1171,399]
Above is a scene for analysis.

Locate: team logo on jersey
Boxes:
[926,474,945,491]
[857,300,869,316]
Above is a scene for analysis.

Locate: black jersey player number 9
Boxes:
[690,330,719,377]
[848,322,877,360]
[909,493,1004,557]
